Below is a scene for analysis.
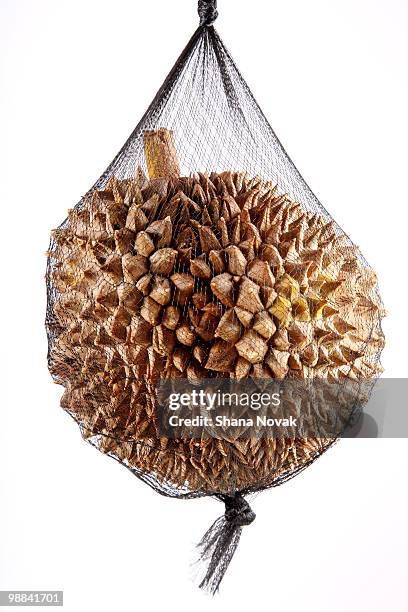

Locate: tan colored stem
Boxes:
[143,128,180,179]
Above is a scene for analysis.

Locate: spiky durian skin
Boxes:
[46,171,384,494]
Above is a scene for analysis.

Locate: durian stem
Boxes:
[143,128,180,180]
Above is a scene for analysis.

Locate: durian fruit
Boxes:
[46,128,385,494]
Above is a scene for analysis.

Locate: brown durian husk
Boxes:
[47,129,385,494]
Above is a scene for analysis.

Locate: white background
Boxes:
[1,0,407,610]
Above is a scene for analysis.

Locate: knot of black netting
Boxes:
[198,0,218,26]
[225,493,256,527]
[196,493,256,594]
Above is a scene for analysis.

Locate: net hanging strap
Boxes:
[198,0,218,26]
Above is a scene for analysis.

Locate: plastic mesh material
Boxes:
[45,3,385,594]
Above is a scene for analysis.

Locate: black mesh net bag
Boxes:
[46,0,385,594]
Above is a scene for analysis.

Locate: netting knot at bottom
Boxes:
[224,493,256,527]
